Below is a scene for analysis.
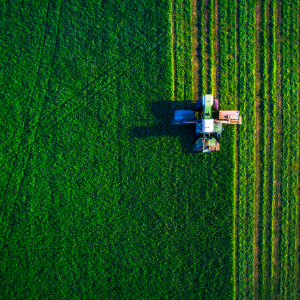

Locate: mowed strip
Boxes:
[245,0,256,297]
[261,0,273,298]
[273,0,284,298]
[173,0,193,103]
[254,0,264,297]
[225,0,239,298]
[287,0,299,297]
[295,2,300,297]
[280,1,292,298]
[237,0,247,298]
[237,0,256,297]
[270,0,281,298]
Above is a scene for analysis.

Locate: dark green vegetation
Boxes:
[172,0,193,102]
[196,0,300,298]
[1,0,233,299]
[226,0,300,299]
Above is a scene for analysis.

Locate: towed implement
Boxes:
[172,94,242,153]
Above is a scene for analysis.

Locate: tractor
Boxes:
[172,94,242,153]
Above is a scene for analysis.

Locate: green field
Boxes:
[1,0,233,299]
[2,0,299,299]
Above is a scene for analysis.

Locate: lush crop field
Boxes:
[195,0,300,299]
[2,0,298,298]
[1,0,233,299]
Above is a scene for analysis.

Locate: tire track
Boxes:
[1,22,171,174]
[0,0,51,202]
[1,0,65,244]
[0,5,170,166]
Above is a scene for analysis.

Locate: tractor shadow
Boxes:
[130,100,200,154]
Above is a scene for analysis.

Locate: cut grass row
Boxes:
[224,0,299,297]
[261,0,272,298]
[218,3,240,298]
[245,0,256,298]
[270,0,280,297]
[237,0,251,298]
[293,1,300,297]
[199,0,207,94]
[225,0,239,298]
[218,0,228,103]
[174,0,193,102]
[280,0,291,298]
[208,0,215,95]
[287,0,299,297]
[245,1,256,298]
[253,0,263,297]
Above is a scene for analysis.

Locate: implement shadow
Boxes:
[130,100,199,154]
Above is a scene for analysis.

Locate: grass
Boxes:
[1,0,233,299]
[2,0,300,298]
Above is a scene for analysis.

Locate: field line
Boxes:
[182,0,193,102]
[296,2,300,298]
[208,0,214,94]
[225,0,239,297]
[270,0,281,298]
[171,0,177,102]
[237,0,248,298]
[245,0,256,297]
[279,1,292,298]
[260,0,273,298]
[0,1,51,202]
[203,0,208,93]
[288,1,300,297]
[213,0,220,98]
[254,0,264,297]
[191,0,199,100]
